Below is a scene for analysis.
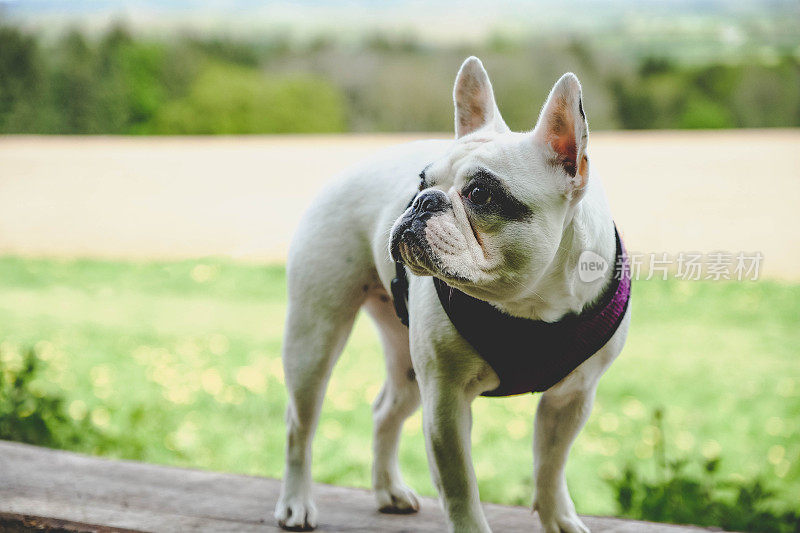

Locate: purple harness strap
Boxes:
[433,227,631,397]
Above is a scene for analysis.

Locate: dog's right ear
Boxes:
[453,57,509,139]
[533,73,589,204]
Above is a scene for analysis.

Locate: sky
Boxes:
[3,0,798,45]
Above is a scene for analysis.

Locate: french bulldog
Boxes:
[274,56,630,533]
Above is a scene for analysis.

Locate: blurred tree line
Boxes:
[0,25,346,134]
[0,23,798,134]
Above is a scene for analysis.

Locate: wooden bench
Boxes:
[0,440,720,532]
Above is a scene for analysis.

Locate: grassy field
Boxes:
[0,256,798,517]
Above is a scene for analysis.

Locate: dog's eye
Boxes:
[467,185,491,206]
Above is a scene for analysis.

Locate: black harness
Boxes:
[390,205,631,397]
[390,195,417,327]
[390,260,411,327]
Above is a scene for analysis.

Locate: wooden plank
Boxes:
[0,441,720,532]
[0,511,142,533]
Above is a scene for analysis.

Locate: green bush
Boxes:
[0,345,84,447]
[679,97,735,129]
[148,62,346,134]
[609,410,800,533]
[0,343,162,460]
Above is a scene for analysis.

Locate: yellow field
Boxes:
[1,130,798,279]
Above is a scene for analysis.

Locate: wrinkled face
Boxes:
[390,132,569,301]
[389,57,590,303]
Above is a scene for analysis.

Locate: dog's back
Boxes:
[286,139,451,295]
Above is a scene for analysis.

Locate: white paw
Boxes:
[275,495,318,531]
[541,514,589,533]
[375,483,420,514]
[535,500,590,533]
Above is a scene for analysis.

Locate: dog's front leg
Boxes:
[419,379,491,533]
[532,385,595,533]
[533,315,628,533]
[408,277,498,532]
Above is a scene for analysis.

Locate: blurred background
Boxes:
[2,0,800,133]
[0,1,798,531]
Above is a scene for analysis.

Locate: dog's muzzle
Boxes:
[390,190,450,264]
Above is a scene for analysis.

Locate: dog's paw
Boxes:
[534,499,589,533]
[540,514,589,533]
[275,496,318,531]
[375,483,420,514]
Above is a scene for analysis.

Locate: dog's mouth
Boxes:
[390,224,473,285]
[391,225,438,276]
[389,198,476,284]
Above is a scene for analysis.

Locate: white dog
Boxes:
[274,56,631,533]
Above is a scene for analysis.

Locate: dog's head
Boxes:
[389,57,590,303]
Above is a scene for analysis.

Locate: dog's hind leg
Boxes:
[275,239,370,531]
[364,294,421,514]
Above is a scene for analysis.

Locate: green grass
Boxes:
[0,256,798,516]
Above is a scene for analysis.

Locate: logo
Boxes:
[578,250,609,283]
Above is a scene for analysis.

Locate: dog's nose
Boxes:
[413,190,447,215]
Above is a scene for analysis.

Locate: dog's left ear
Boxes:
[453,56,509,138]
[533,73,589,203]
